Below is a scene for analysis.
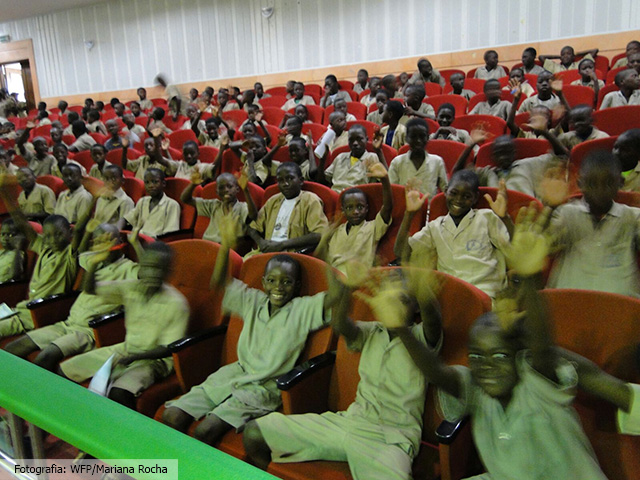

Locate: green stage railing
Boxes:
[0,350,276,480]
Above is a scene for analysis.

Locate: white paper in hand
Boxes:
[88,354,115,396]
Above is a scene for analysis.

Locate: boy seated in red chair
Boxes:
[161,217,342,446]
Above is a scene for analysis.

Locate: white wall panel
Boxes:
[0,0,638,98]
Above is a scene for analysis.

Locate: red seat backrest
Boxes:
[569,135,618,173]
[475,138,551,168]
[424,94,469,117]
[452,114,506,138]
[593,106,640,136]
[164,177,196,229]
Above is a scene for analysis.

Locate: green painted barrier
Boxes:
[0,350,277,479]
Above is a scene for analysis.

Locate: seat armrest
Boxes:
[156,229,194,243]
[89,309,125,348]
[436,418,468,445]
[169,325,229,392]
[277,351,336,415]
[27,291,81,328]
[437,417,480,480]
[0,280,29,308]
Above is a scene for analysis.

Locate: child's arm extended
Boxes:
[0,174,37,245]
[407,267,443,348]
[237,171,258,222]
[451,129,489,175]
[210,215,236,289]
[484,179,514,237]
[393,188,428,262]
[367,162,393,224]
[257,132,286,171]
[522,114,569,157]
[180,170,204,207]
[121,137,130,171]
[81,235,116,295]
[72,179,101,253]
[371,132,389,169]
[506,81,523,136]
[15,121,35,155]
[306,140,319,179]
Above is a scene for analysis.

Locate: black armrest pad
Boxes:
[88,309,125,328]
[277,351,336,390]
[0,279,27,286]
[156,228,194,240]
[436,417,469,445]
[26,291,81,309]
[168,325,228,352]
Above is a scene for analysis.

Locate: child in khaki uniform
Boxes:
[399,84,436,125]
[123,168,181,238]
[60,241,189,410]
[171,141,216,181]
[54,164,94,224]
[281,82,316,111]
[0,218,25,282]
[5,223,138,371]
[92,165,135,226]
[16,167,56,221]
[243,267,443,480]
[162,219,341,446]
[16,125,56,176]
[288,137,318,181]
[122,133,179,181]
[181,171,257,244]
[51,144,87,179]
[539,46,598,73]
[315,163,392,275]
[88,144,113,182]
[469,79,511,120]
[379,101,407,151]
[366,90,389,126]
[321,125,385,193]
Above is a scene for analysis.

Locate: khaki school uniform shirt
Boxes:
[139,99,153,111]
[477,154,559,199]
[600,90,640,109]
[353,82,369,94]
[617,383,640,434]
[0,250,23,282]
[548,200,640,297]
[28,236,78,301]
[251,191,327,247]
[439,351,607,480]
[558,127,609,150]
[388,152,448,196]
[327,212,391,274]
[345,322,441,457]
[523,64,546,75]
[409,209,509,298]
[543,53,594,73]
[70,133,96,152]
[195,198,249,243]
[456,89,477,101]
[399,103,436,126]
[124,193,181,238]
[360,94,376,108]
[221,102,240,113]
[469,100,512,120]
[407,69,446,88]
[320,90,352,108]
[366,109,383,125]
[430,128,472,145]
[570,78,605,89]
[379,123,407,150]
[325,151,381,193]
[54,186,93,224]
[282,96,316,111]
[239,152,280,184]
[122,124,146,137]
[196,279,328,411]
[88,161,113,182]
[64,255,139,328]
[126,155,178,180]
[87,121,105,133]
[94,188,135,225]
[198,134,222,148]
[474,65,508,80]
[173,160,215,181]
[518,94,562,113]
[330,130,349,152]
[622,163,640,192]
[51,159,87,179]
[18,183,56,216]
[22,150,56,177]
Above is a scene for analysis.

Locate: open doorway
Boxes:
[0,60,36,111]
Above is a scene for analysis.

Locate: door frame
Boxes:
[0,39,40,110]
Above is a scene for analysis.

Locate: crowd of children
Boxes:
[1,39,640,480]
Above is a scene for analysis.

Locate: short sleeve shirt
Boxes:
[195,198,249,243]
[388,152,448,196]
[543,54,594,73]
[18,183,56,215]
[325,151,381,192]
[89,161,113,182]
[22,150,56,177]
[518,94,561,114]
[469,100,512,120]
[409,209,509,298]
[557,128,609,150]
[70,133,97,152]
[0,249,22,282]
[123,194,181,238]
[51,159,87,179]
[126,155,178,180]
[28,236,78,301]
[379,124,407,150]
[54,186,94,224]
[600,90,640,109]
[474,65,508,80]
[94,188,135,225]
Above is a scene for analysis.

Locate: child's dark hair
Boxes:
[484,79,501,90]
[183,140,198,150]
[325,74,340,88]
[62,163,82,175]
[620,128,640,149]
[205,116,221,127]
[437,103,456,116]
[289,136,307,149]
[484,49,498,61]
[615,68,635,87]
[578,58,595,69]
[247,104,260,114]
[449,72,465,82]
[91,143,107,153]
[145,241,175,266]
[265,254,302,284]
[152,107,166,120]
[277,161,303,178]
[358,68,368,77]
[341,187,368,207]
[87,109,101,123]
[348,124,367,137]
[406,83,426,98]
[294,104,308,115]
[130,101,140,108]
[72,120,87,135]
[96,101,105,110]
[580,150,621,177]
[405,117,429,135]
[53,143,68,153]
[43,214,71,232]
[109,98,120,108]
[523,46,537,57]
[104,164,124,177]
[67,112,80,123]
[286,115,303,128]
[145,167,166,181]
[385,100,405,121]
[450,169,480,191]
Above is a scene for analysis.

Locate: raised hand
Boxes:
[523,114,548,133]
[276,131,287,148]
[121,137,130,149]
[367,162,388,179]
[0,173,18,189]
[484,179,508,218]
[220,134,230,148]
[190,168,204,186]
[354,272,410,329]
[502,203,551,276]
[160,138,171,151]
[539,166,569,207]
[405,187,428,213]
[151,128,163,138]
[508,79,522,97]
[406,265,440,309]
[255,111,264,123]
[372,131,383,150]
[470,127,490,145]
[85,218,102,234]
[88,232,116,266]
[550,78,563,93]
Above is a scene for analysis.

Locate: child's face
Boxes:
[206,122,218,138]
[330,113,347,132]
[288,141,307,164]
[144,138,157,156]
[139,250,170,296]
[130,103,141,116]
[114,104,125,116]
[276,166,303,199]
[437,108,455,127]
[103,169,123,191]
[186,105,197,119]
[536,73,552,95]
[399,72,409,86]
[484,83,502,103]
[445,179,478,218]
[189,88,198,100]
[50,127,62,143]
[334,100,348,115]
[62,167,82,190]
[286,80,295,93]
[357,70,368,84]
[294,105,308,122]
[560,47,575,65]
[406,124,428,151]
[342,191,369,226]
[381,104,393,124]
[613,133,640,170]
[468,325,519,402]
[418,61,433,78]
[369,78,381,93]
[509,70,524,83]
[578,61,595,79]
[122,114,135,128]
[293,83,305,99]
[16,170,35,191]
[254,83,264,96]
[629,53,640,74]
[569,108,593,137]
[216,176,239,203]
[262,261,299,309]
[405,88,422,107]
[144,171,165,198]
[42,222,70,252]
[285,118,302,136]
[450,74,465,91]
[53,145,68,163]
[0,223,17,250]
[242,123,257,138]
[248,137,267,159]
[324,78,339,94]
[485,52,499,68]
[91,147,106,165]
[33,138,48,155]
[218,91,229,104]
[106,121,119,136]
[621,69,640,90]
[247,108,258,121]
[375,93,388,111]
[579,167,619,215]
[491,137,516,169]
[521,50,535,67]
[182,144,199,166]
[348,129,367,158]
[137,88,147,100]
